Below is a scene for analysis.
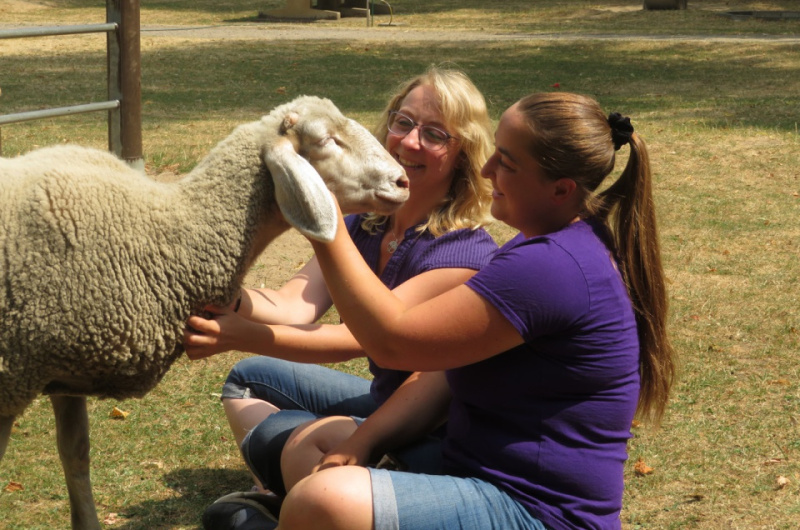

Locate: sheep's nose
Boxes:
[396,173,410,189]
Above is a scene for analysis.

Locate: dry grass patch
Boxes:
[1,1,799,529]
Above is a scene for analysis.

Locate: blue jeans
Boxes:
[223,356,377,416]
[370,468,549,530]
[223,357,442,494]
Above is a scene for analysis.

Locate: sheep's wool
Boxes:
[0,135,271,416]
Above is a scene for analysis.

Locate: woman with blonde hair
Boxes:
[187,66,498,527]
[276,92,676,530]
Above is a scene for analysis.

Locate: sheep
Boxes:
[0,95,409,529]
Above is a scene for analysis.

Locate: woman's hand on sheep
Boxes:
[183,306,254,360]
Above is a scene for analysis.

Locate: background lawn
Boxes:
[1,1,799,528]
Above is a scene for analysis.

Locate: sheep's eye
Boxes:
[320,136,344,149]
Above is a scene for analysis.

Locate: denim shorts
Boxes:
[370,468,549,530]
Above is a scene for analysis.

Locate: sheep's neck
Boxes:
[180,123,288,303]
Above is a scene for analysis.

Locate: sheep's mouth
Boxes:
[373,191,408,213]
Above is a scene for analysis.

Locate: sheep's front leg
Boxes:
[51,395,101,530]
[0,415,14,462]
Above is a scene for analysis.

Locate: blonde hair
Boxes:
[517,92,676,426]
[362,66,494,237]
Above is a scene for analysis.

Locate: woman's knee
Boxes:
[280,466,373,530]
[284,416,358,457]
[281,416,358,491]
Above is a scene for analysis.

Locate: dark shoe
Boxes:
[202,491,282,530]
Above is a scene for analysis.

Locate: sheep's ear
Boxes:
[263,138,337,242]
[280,111,300,134]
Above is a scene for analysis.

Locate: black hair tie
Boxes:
[608,112,634,150]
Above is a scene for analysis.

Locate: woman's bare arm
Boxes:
[236,257,333,325]
[310,213,524,371]
[314,371,452,471]
[185,263,481,362]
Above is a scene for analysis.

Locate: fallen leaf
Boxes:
[634,457,654,476]
[276,87,287,95]
[110,406,129,419]
[768,379,790,386]
[4,481,24,492]
[777,475,789,489]
[631,420,642,428]
[104,513,119,525]
[141,460,164,470]
[552,82,561,88]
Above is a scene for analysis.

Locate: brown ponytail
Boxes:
[518,92,676,426]
[596,133,675,425]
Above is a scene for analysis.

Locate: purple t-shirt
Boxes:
[449,219,640,530]
[345,214,498,405]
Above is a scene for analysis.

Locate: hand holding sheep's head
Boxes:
[262,96,409,242]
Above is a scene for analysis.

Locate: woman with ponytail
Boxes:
[273,92,676,530]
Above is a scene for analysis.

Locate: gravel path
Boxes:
[140,24,800,44]
[2,22,797,44]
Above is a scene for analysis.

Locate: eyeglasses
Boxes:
[387,111,455,151]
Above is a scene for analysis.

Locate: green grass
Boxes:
[1,1,800,528]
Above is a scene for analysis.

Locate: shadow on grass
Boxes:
[113,467,252,530]
[4,38,799,129]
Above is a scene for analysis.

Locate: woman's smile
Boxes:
[397,156,424,171]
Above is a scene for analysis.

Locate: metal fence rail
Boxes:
[0,0,142,170]
[0,23,117,38]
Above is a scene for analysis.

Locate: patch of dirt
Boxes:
[245,230,313,290]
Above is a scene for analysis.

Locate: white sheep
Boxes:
[0,95,408,529]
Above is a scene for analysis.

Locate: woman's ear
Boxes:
[551,178,578,206]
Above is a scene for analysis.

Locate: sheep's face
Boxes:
[278,98,409,215]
